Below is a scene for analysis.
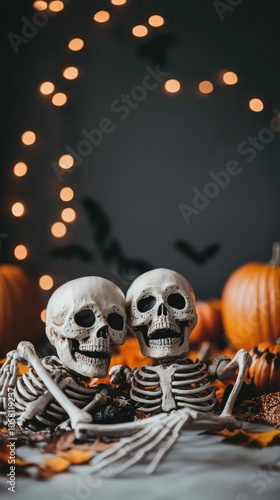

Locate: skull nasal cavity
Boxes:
[157,303,168,316]
[97,325,108,339]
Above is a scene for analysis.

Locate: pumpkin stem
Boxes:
[269,242,280,267]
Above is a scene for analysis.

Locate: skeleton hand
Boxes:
[0,351,20,421]
[172,408,200,420]
[109,365,134,387]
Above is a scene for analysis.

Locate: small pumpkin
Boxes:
[0,264,43,356]
[190,299,224,346]
[247,340,280,394]
[222,242,280,351]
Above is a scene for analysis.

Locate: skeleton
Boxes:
[85,268,252,476]
[119,268,250,418]
[0,270,252,477]
[0,276,129,431]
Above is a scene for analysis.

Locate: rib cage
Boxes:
[13,357,97,431]
[131,360,216,416]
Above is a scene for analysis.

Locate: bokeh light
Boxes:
[14,245,28,260]
[21,131,36,145]
[61,208,76,223]
[249,98,264,112]
[11,202,25,217]
[94,11,110,23]
[164,79,181,93]
[132,25,148,37]
[198,81,214,94]
[40,81,55,95]
[52,93,67,106]
[40,309,46,323]
[60,187,74,201]
[33,1,47,10]
[14,162,28,177]
[49,1,64,12]
[63,67,79,80]
[39,275,54,290]
[222,71,238,85]
[111,0,126,4]
[51,222,67,238]
[68,38,84,51]
[58,154,74,169]
[148,15,165,27]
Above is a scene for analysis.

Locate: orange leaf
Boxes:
[58,449,92,465]
[38,450,93,479]
[44,430,115,453]
[213,428,280,447]
[247,430,280,446]
[39,456,70,479]
[43,456,70,470]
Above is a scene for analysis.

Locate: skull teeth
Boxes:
[71,339,110,361]
[74,352,109,363]
[148,320,180,335]
[149,338,181,346]
[78,344,107,351]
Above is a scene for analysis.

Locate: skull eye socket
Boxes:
[137,296,156,313]
[74,309,95,328]
[107,313,124,330]
[167,293,186,310]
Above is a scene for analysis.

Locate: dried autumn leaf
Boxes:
[58,449,92,464]
[39,456,70,479]
[44,430,116,453]
[213,428,280,447]
[38,450,94,479]
[247,430,280,446]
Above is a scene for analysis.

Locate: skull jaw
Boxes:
[54,339,111,378]
[135,327,191,359]
[71,355,111,378]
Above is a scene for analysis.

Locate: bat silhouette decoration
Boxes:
[51,197,152,276]
[175,240,221,264]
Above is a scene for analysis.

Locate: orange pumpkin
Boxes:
[222,242,280,351]
[247,340,280,394]
[190,299,224,346]
[0,264,43,356]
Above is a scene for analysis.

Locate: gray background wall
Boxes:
[1,0,280,310]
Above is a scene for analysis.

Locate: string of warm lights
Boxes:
[33,1,64,12]
[11,0,265,324]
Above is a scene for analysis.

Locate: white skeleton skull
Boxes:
[46,277,127,378]
[126,268,197,359]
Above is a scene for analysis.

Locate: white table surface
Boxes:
[1,423,280,500]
